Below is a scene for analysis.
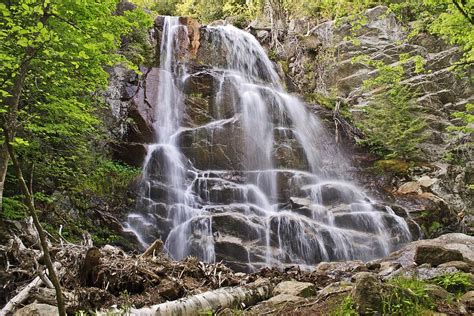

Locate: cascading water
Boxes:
[127,17,412,271]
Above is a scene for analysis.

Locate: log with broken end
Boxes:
[0,262,62,316]
[141,239,163,258]
[100,279,273,316]
[79,247,101,286]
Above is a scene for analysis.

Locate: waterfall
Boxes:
[126,18,412,271]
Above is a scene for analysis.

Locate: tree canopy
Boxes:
[0,0,151,200]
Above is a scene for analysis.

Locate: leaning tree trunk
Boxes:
[0,44,35,213]
[120,280,273,316]
[0,144,8,213]
[4,132,66,316]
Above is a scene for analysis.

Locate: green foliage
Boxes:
[352,52,428,159]
[358,83,426,159]
[0,0,152,209]
[444,103,473,166]
[432,272,473,295]
[306,92,336,109]
[75,160,140,200]
[373,159,411,175]
[152,0,179,15]
[382,277,434,315]
[176,0,257,23]
[387,0,473,66]
[448,103,474,134]
[332,295,358,316]
[130,0,264,23]
[1,196,28,220]
[423,220,442,236]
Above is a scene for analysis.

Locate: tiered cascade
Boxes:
[126,17,412,272]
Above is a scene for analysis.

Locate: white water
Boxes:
[127,18,412,271]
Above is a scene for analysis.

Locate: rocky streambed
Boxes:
[2,233,473,315]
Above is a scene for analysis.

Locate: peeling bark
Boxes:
[117,279,273,316]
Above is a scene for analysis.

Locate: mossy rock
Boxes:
[373,159,411,175]
[305,92,336,109]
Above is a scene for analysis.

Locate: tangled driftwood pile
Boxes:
[1,233,281,314]
[0,229,367,315]
[3,231,474,315]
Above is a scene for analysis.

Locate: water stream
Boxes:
[126,17,412,271]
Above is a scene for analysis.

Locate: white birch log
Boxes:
[102,279,273,316]
[0,276,43,316]
[0,262,62,316]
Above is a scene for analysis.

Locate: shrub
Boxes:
[332,295,358,316]
[1,196,28,220]
[358,83,426,159]
[75,160,140,200]
[432,272,473,295]
[382,277,434,315]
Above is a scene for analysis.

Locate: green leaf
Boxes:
[17,37,29,47]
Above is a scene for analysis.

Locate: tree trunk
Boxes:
[0,43,34,213]
[266,0,287,48]
[0,3,50,212]
[122,279,273,316]
[4,130,66,316]
[79,247,102,286]
[0,144,8,213]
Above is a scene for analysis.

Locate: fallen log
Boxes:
[103,279,273,316]
[0,275,43,316]
[0,263,62,316]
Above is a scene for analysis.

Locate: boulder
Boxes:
[418,176,438,188]
[378,262,401,279]
[390,264,459,280]
[264,293,305,305]
[289,197,312,209]
[414,245,464,266]
[461,291,474,311]
[351,272,383,315]
[14,303,59,316]
[438,260,471,272]
[398,181,422,194]
[211,213,264,242]
[273,280,316,298]
[318,281,353,297]
[249,293,305,314]
[424,284,451,301]
[214,235,249,262]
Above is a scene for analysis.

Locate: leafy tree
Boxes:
[360,83,426,159]
[176,0,252,23]
[0,1,152,313]
[0,0,151,206]
[386,0,473,66]
[354,56,426,159]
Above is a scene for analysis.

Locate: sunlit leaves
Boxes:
[1,0,152,191]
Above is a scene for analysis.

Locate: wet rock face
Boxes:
[117,16,418,271]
